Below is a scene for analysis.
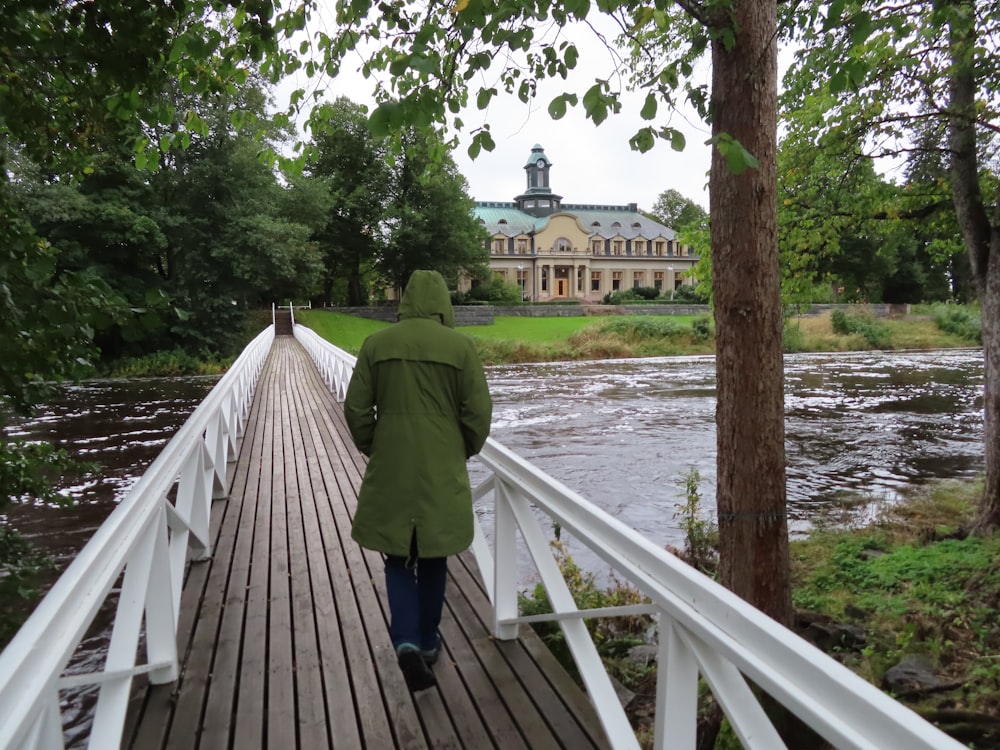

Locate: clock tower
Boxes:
[514,144,562,216]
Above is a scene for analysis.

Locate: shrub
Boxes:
[672,284,708,303]
[783,323,805,352]
[466,277,523,304]
[830,309,892,348]
[691,314,714,342]
[596,317,683,340]
[603,287,661,304]
[931,304,981,344]
[633,286,661,301]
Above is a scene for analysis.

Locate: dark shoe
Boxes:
[398,646,436,692]
[420,646,441,666]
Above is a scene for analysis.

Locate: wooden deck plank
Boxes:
[283,349,335,750]
[126,336,610,750]
[266,345,297,750]
[230,349,277,750]
[197,358,273,750]
[286,364,364,750]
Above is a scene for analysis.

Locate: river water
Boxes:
[0,349,985,742]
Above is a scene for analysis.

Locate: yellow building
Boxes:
[473,144,698,302]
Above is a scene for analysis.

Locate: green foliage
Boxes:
[601,287,661,304]
[674,467,718,575]
[782,319,806,353]
[690,315,713,342]
[517,537,653,683]
[930,304,981,344]
[0,525,51,646]
[830,309,892,348]
[466,277,523,304]
[649,188,707,231]
[595,317,684,340]
[0,439,92,644]
[102,350,233,378]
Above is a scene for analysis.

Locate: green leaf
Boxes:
[548,94,571,119]
[667,127,686,152]
[709,133,760,175]
[640,93,657,121]
[477,87,496,110]
[629,127,655,153]
[851,11,874,47]
[829,70,847,94]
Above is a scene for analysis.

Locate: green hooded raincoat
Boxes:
[344,270,493,558]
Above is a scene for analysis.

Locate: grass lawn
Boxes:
[298,310,700,351]
[462,314,698,344]
[296,310,389,353]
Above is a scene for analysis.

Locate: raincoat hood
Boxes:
[398,270,455,329]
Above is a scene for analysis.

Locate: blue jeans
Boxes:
[384,550,448,652]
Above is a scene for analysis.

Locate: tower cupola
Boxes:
[514,144,562,217]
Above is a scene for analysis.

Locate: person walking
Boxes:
[344,270,493,692]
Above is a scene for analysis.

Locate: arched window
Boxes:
[555,237,573,252]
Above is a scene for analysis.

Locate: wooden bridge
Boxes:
[123,334,610,749]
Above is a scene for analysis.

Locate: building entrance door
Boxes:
[556,279,567,297]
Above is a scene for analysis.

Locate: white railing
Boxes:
[295,324,964,750]
[294,324,357,401]
[0,326,274,750]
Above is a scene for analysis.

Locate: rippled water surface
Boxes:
[472,348,984,556]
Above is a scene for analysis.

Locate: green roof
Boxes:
[473,202,677,240]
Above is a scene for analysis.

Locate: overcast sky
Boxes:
[280,13,713,213]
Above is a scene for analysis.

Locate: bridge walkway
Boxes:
[123,335,609,749]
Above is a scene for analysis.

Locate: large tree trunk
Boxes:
[709,0,792,625]
[948,3,1000,530]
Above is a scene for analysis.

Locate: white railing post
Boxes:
[89,516,163,749]
[656,620,698,750]
[493,483,519,640]
[142,505,179,683]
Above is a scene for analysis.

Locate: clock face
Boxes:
[536,159,545,168]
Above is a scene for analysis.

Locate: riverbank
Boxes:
[521,479,999,748]
[297,306,981,365]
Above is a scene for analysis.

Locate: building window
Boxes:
[555,237,572,252]
[655,241,665,256]
[539,200,550,207]
[634,241,645,256]
[591,271,601,292]
[612,271,623,291]
[654,271,664,291]
[495,270,508,281]
[516,238,529,254]
[613,241,623,256]
[633,272,645,288]
[592,240,603,255]
[541,268,548,292]
[667,240,675,256]
[492,238,506,254]
[525,200,536,208]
